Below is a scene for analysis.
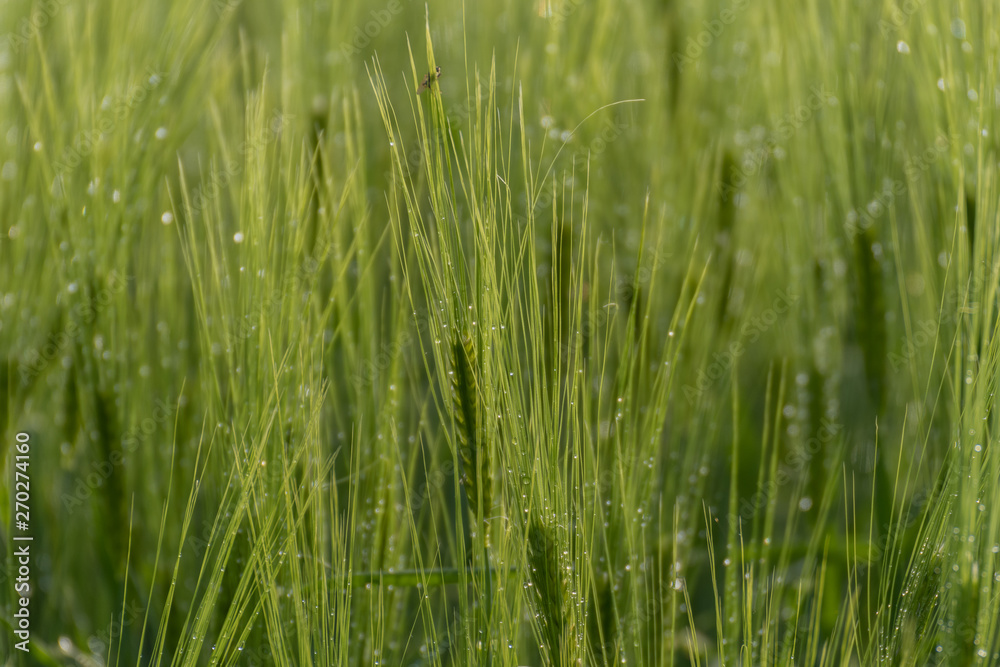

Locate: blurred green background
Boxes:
[0,0,998,664]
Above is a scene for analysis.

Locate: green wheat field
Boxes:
[1,0,999,664]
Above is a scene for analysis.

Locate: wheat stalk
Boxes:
[450,333,492,532]
[527,517,566,666]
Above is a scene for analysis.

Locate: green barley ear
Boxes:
[586,569,616,665]
[527,517,566,666]
[450,333,492,529]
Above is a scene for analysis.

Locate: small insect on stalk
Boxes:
[417,66,442,94]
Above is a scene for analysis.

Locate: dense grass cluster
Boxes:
[1,0,999,664]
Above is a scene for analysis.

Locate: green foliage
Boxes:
[1,0,999,665]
